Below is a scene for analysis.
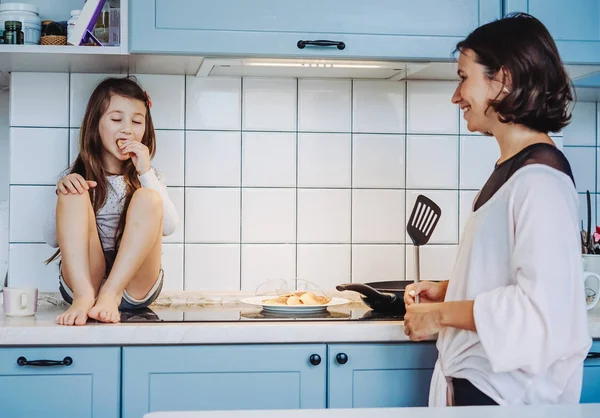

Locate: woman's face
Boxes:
[451,49,508,134]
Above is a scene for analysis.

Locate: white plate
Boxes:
[240,296,351,313]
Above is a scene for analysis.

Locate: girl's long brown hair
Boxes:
[46,76,156,264]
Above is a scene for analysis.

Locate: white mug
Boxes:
[584,271,600,311]
[2,287,38,317]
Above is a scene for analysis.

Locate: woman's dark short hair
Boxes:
[455,12,573,134]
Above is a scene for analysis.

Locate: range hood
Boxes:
[193,57,600,84]
[196,58,436,80]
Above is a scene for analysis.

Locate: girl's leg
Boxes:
[88,188,163,323]
[56,192,106,326]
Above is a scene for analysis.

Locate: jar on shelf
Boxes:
[93,1,109,45]
[3,20,24,45]
[108,0,120,46]
[0,3,41,45]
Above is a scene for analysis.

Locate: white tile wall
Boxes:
[298,79,351,132]
[0,90,8,280]
[242,78,297,131]
[242,132,296,187]
[6,74,600,292]
[241,244,296,291]
[353,134,405,188]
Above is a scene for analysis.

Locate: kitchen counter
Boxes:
[0,293,414,346]
[144,404,600,418]
[1,293,599,346]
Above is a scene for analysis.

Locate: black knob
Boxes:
[336,353,348,364]
[309,354,321,366]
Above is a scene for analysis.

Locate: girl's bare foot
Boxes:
[88,292,122,323]
[57,297,96,326]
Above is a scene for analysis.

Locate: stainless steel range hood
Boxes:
[196,57,435,80]
[194,57,600,84]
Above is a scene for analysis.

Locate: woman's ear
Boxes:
[499,67,512,94]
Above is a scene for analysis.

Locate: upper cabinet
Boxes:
[505,0,600,64]
[129,0,501,60]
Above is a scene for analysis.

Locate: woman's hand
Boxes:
[404,303,443,341]
[118,139,151,175]
[404,280,448,306]
[56,174,97,195]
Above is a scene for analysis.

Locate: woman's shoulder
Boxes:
[507,164,578,204]
[510,143,574,183]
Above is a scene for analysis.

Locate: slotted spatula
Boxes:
[407,195,442,303]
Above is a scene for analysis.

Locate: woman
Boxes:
[403,13,592,407]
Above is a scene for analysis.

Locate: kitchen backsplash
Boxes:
[3,73,599,292]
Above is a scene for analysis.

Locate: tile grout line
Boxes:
[182,75,187,292]
[404,80,408,281]
[349,79,354,284]
[457,104,462,243]
[239,77,244,291]
[295,78,299,290]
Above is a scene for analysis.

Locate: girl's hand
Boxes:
[118,140,151,175]
[404,280,448,306]
[404,303,443,341]
[57,174,97,195]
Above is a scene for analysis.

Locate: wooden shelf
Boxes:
[0,45,125,55]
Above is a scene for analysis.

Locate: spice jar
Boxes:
[3,20,24,44]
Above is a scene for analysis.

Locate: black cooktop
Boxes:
[119,305,404,323]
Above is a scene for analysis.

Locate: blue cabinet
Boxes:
[581,340,600,403]
[122,344,327,418]
[0,347,120,418]
[504,0,600,64]
[328,343,438,408]
[129,0,501,60]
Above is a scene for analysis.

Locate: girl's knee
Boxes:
[131,188,163,212]
[57,190,92,206]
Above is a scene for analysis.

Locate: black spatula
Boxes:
[406,194,441,303]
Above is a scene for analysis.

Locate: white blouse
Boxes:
[430,164,592,406]
[43,167,178,251]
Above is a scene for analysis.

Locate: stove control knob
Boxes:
[309,354,321,366]
[336,353,348,364]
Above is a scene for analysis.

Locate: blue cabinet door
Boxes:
[328,343,438,408]
[122,344,327,418]
[581,340,600,403]
[504,0,600,64]
[0,347,120,418]
[130,0,501,60]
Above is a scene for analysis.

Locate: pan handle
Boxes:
[336,283,395,302]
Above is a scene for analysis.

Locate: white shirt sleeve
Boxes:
[138,167,179,236]
[473,169,591,374]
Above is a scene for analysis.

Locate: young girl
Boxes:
[403,14,592,406]
[43,77,178,326]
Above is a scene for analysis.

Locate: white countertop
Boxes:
[0,297,414,346]
[144,404,600,418]
[1,294,599,346]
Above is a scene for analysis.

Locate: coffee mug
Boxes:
[584,272,600,311]
[2,287,38,316]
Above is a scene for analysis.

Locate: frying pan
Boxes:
[336,280,413,315]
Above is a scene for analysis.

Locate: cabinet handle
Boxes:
[17,356,73,367]
[297,40,345,50]
[587,352,600,360]
[336,353,348,364]
[309,354,321,366]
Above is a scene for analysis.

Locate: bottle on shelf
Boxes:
[67,9,81,40]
